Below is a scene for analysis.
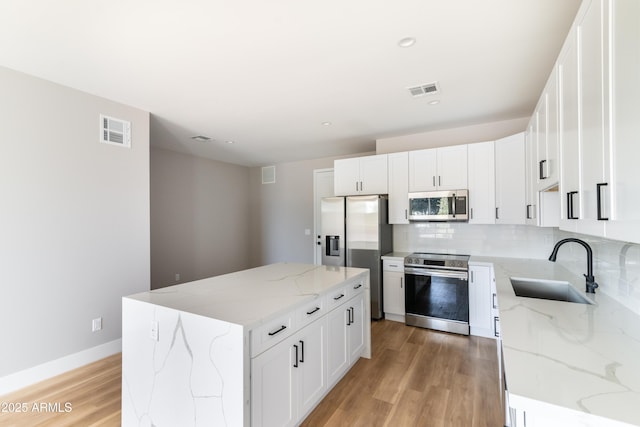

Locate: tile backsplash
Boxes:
[393,223,640,315]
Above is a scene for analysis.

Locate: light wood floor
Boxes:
[0,320,501,427]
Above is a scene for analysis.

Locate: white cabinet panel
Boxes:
[382,270,405,319]
[297,318,327,417]
[334,155,388,196]
[467,141,496,224]
[408,145,467,192]
[388,152,409,224]
[409,148,438,191]
[326,304,349,387]
[469,264,494,339]
[495,133,526,225]
[558,29,581,233]
[251,336,296,427]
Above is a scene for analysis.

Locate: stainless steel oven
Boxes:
[404,253,470,335]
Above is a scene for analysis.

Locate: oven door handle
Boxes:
[404,267,468,280]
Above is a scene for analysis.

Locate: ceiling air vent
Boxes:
[100,114,131,148]
[407,82,439,98]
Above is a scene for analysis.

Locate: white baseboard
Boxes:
[0,339,122,396]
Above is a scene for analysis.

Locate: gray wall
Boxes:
[249,156,344,266]
[150,148,251,288]
[0,66,150,377]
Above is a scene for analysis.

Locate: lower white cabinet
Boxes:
[252,283,366,426]
[468,263,496,339]
[382,259,405,322]
[327,292,365,387]
[251,317,326,427]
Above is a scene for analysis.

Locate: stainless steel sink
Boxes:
[510,277,594,305]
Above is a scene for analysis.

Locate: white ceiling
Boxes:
[0,0,581,167]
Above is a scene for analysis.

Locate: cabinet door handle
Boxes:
[350,307,354,324]
[492,293,497,309]
[333,293,345,301]
[494,316,500,338]
[495,207,499,220]
[470,207,473,220]
[438,176,441,187]
[400,277,403,289]
[567,191,579,220]
[432,176,436,187]
[470,270,474,283]
[299,340,304,363]
[405,209,408,220]
[268,325,287,336]
[597,183,609,221]
[353,283,362,290]
[346,307,352,326]
[306,306,320,315]
[293,344,299,368]
[539,159,548,180]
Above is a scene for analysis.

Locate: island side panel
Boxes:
[122,298,246,427]
[363,271,372,359]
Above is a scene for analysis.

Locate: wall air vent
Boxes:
[100,114,131,148]
[262,166,276,184]
[407,82,439,98]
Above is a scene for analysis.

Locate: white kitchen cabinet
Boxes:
[494,133,526,225]
[605,0,640,244]
[524,123,538,225]
[558,26,581,233]
[251,317,327,427]
[382,259,405,322]
[408,145,467,192]
[534,77,560,191]
[347,293,365,364]
[577,0,608,238]
[468,263,494,339]
[334,154,388,196]
[467,141,496,224]
[326,292,365,387]
[387,151,409,224]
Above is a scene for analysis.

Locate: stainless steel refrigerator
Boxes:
[320,195,393,319]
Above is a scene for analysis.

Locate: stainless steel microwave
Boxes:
[408,190,469,221]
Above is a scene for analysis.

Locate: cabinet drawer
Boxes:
[325,286,349,310]
[297,296,325,328]
[251,312,296,357]
[348,280,365,298]
[383,259,404,272]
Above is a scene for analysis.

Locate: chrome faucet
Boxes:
[548,238,599,293]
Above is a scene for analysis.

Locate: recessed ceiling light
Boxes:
[428,100,440,105]
[225,140,234,144]
[322,122,332,126]
[191,135,212,142]
[398,37,416,48]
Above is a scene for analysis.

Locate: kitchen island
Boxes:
[472,256,640,427]
[121,263,371,427]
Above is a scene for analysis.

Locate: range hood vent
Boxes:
[408,82,439,98]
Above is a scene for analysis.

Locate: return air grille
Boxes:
[408,82,439,97]
[100,114,131,148]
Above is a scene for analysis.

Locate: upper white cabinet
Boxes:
[467,141,496,224]
[536,72,560,190]
[409,145,468,192]
[387,152,409,224]
[495,133,526,225]
[558,27,581,233]
[605,0,640,243]
[555,0,640,243]
[334,154,388,196]
[523,125,538,225]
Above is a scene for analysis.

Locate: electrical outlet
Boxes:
[175,273,180,281]
[150,320,159,341]
[92,317,102,332]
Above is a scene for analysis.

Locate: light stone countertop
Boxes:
[471,256,640,427]
[381,251,411,260]
[125,263,369,329]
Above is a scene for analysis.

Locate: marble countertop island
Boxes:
[471,256,640,427]
[126,262,368,329]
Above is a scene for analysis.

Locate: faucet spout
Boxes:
[548,238,599,294]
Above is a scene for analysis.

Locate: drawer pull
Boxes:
[333,293,345,301]
[268,325,287,336]
[353,283,362,290]
[306,306,320,315]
